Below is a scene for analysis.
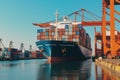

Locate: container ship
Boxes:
[33,15,92,62]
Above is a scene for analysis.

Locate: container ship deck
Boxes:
[34,16,92,62]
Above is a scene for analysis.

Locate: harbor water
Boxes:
[0,59,120,80]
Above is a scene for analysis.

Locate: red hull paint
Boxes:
[48,57,86,63]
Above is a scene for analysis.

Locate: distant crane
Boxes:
[0,39,5,51]
[0,39,5,57]
[0,39,9,59]
[29,45,33,52]
[19,43,25,53]
[8,41,14,51]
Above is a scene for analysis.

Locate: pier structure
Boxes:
[94,0,120,76]
[95,0,120,58]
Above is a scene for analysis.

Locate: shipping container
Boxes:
[0,48,2,51]
[68,31,72,35]
[24,50,30,58]
[65,25,69,29]
[46,29,49,32]
[76,31,79,35]
[69,26,72,32]
[10,54,20,60]
[10,48,18,54]
[46,32,49,36]
[78,24,83,30]
[31,52,36,58]
[36,24,90,48]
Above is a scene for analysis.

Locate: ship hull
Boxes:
[36,40,92,62]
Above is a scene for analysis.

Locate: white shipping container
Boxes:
[106,30,118,36]
[62,35,66,39]
[37,33,40,36]
[65,31,68,35]
[52,32,55,35]
[73,39,79,42]
[65,35,68,39]
[68,31,72,35]
[69,28,72,32]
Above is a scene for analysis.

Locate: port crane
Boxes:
[33,0,120,58]
[8,41,14,51]
[0,39,5,57]
[0,39,10,59]
[101,0,120,58]
[0,39,5,51]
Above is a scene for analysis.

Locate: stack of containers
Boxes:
[0,48,2,51]
[89,37,91,49]
[80,28,86,46]
[31,51,36,58]
[37,24,89,47]
[46,29,49,40]
[24,50,30,58]
[65,25,69,41]
[50,26,55,40]
[37,29,46,40]
[86,33,89,48]
[60,29,65,40]
[75,26,79,42]
[68,25,73,41]
[10,48,20,60]
[78,24,82,44]
[48,29,52,40]
[78,25,85,46]
[58,29,62,40]
[72,25,79,42]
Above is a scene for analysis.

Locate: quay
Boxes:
[95,59,120,75]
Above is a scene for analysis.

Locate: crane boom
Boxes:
[33,21,110,27]
[81,21,110,26]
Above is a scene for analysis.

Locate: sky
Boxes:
[0,0,119,52]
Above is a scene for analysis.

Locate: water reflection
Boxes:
[95,63,120,80]
[38,59,91,80]
[0,59,120,80]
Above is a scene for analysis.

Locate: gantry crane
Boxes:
[8,41,14,52]
[102,0,120,58]
[0,39,5,51]
[33,0,120,58]
[0,39,5,57]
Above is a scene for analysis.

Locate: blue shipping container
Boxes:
[65,25,69,29]
[37,29,45,33]
[76,31,79,35]
[46,32,49,36]
[78,24,83,30]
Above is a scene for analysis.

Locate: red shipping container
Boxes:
[68,35,72,39]
[31,52,36,58]
[68,36,73,41]
[76,35,79,39]
[72,32,76,35]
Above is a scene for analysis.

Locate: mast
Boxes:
[55,10,59,40]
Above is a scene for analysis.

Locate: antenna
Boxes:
[55,10,59,40]
[55,10,59,23]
